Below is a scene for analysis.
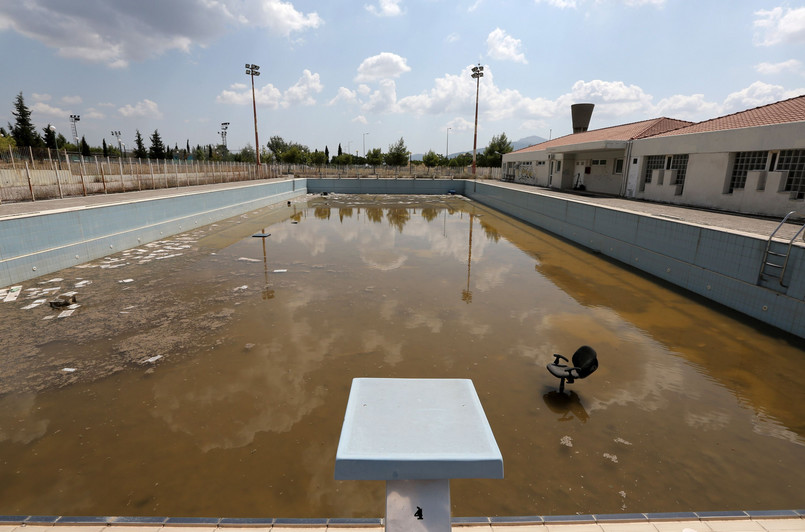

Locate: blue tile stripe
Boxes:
[0,510,800,527]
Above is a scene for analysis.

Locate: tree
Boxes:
[324,145,330,164]
[0,127,16,151]
[267,136,291,158]
[385,137,409,167]
[43,125,57,149]
[56,133,68,149]
[366,147,383,167]
[483,133,513,167]
[422,150,440,168]
[133,130,147,158]
[149,130,166,159]
[102,138,108,157]
[9,92,43,147]
[337,143,343,157]
[310,149,327,166]
[80,136,91,156]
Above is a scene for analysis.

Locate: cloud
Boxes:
[217,70,321,108]
[534,0,665,7]
[0,0,321,68]
[534,0,578,8]
[31,93,51,101]
[61,95,83,105]
[365,0,404,17]
[486,28,527,63]
[755,59,802,75]
[362,79,399,113]
[754,7,805,46]
[352,115,369,124]
[721,81,803,113]
[445,32,460,43]
[31,102,68,117]
[653,93,720,121]
[355,52,411,82]
[283,69,323,107]
[328,87,358,106]
[118,99,163,119]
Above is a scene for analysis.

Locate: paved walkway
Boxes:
[1,178,803,242]
[1,516,804,532]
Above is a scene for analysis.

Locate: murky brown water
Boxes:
[1,194,804,519]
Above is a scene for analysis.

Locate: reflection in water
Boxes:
[543,390,590,423]
[0,194,803,519]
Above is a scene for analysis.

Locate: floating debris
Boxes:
[3,285,22,302]
[252,233,271,238]
[560,435,573,447]
[57,309,76,318]
[74,280,92,288]
[614,438,632,446]
[603,453,619,463]
[118,279,134,284]
[238,257,261,263]
[62,367,77,373]
[273,269,287,273]
[143,355,162,364]
[234,285,248,291]
[49,294,77,308]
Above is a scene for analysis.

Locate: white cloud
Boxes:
[118,99,163,119]
[555,79,653,117]
[85,108,105,120]
[365,0,404,17]
[534,0,578,8]
[754,7,805,46]
[362,79,399,113]
[31,102,68,117]
[352,115,369,125]
[486,28,527,64]
[447,117,474,132]
[755,59,803,75]
[0,0,321,68]
[535,0,665,7]
[61,95,83,105]
[31,93,51,101]
[328,87,358,106]
[355,52,411,82]
[283,69,323,107]
[445,32,460,43]
[721,81,802,113]
[217,70,322,108]
[653,93,720,121]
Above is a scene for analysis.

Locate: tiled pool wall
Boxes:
[0,180,305,288]
[308,178,805,338]
[3,177,803,337]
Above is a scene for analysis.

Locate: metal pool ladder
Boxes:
[759,211,805,288]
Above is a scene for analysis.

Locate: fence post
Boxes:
[148,158,155,189]
[78,154,87,196]
[25,161,35,201]
[62,150,71,198]
[136,158,142,191]
[95,156,107,193]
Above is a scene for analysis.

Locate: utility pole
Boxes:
[471,64,484,175]
[245,64,261,166]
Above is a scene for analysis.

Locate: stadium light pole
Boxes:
[220,122,230,150]
[245,64,261,166]
[70,114,81,150]
[471,64,483,175]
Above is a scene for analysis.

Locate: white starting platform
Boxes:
[335,378,504,532]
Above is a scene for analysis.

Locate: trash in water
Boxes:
[252,233,271,238]
[560,435,573,447]
[62,368,77,373]
[143,355,162,364]
[57,309,76,318]
[238,257,261,263]
[118,279,134,283]
[3,285,22,302]
[614,438,632,446]
[50,294,77,308]
[74,280,92,288]
[603,453,618,463]
[273,269,287,273]
[234,285,248,291]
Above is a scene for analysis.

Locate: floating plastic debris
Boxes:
[234,285,248,291]
[238,257,261,263]
[143,355,162,364]
[273,269,287,273]
[57,309,76,318]
[3,285,22,302]
[62,368,77,373]
[614,438,632,446]
[252,233,271,238]
[118,279,134,283]
[603,453,618,463]
[560,435,573,447]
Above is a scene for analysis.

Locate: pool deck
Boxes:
[1,178,802,241]
[1,513,804,532]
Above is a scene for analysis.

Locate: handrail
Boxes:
[779,218,805,287]
[759,211,795,286]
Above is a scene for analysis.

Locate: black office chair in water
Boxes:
[547,346,598,393]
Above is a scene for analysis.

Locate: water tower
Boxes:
[571,103,595,133]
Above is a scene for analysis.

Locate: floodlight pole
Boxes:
[70,114,81,150]
[471,64,483,176]
[246,64,261,167]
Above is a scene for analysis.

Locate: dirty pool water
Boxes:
[0,194,803,519]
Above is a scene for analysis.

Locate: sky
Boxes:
[1,0,805,157]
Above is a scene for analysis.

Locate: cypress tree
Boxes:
[10,92,43,147]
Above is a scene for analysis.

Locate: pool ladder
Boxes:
[758,211,805,288]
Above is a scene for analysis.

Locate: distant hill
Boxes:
[411,135,548,161]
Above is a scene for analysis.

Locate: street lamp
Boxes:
[245,63,261,166]
[471,64,483,175]
[70,114,81,150]
[363,132,369,157]
[446,127,452,159]
[220,122,230,150]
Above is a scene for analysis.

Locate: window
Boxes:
[591,159,606,166]
[536,161,546,166]
[614,159,624,174]
[643,155,665,184]
[778,149,805,199]
[669,154,689,187]
[729,151,768,192]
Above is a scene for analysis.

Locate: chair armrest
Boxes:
[552,354,569,364]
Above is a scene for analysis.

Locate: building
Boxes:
[503,95,805,218]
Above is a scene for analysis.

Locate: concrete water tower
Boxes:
[571,103,595,133]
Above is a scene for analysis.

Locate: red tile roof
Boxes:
[511,117,693,153]
[652,94,805,137]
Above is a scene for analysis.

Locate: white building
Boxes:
[503,95,805,218]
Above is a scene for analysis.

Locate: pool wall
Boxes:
[0,180,305,287]
[308,178,805,338]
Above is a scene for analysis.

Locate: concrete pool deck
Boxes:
[1,513,804,531]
